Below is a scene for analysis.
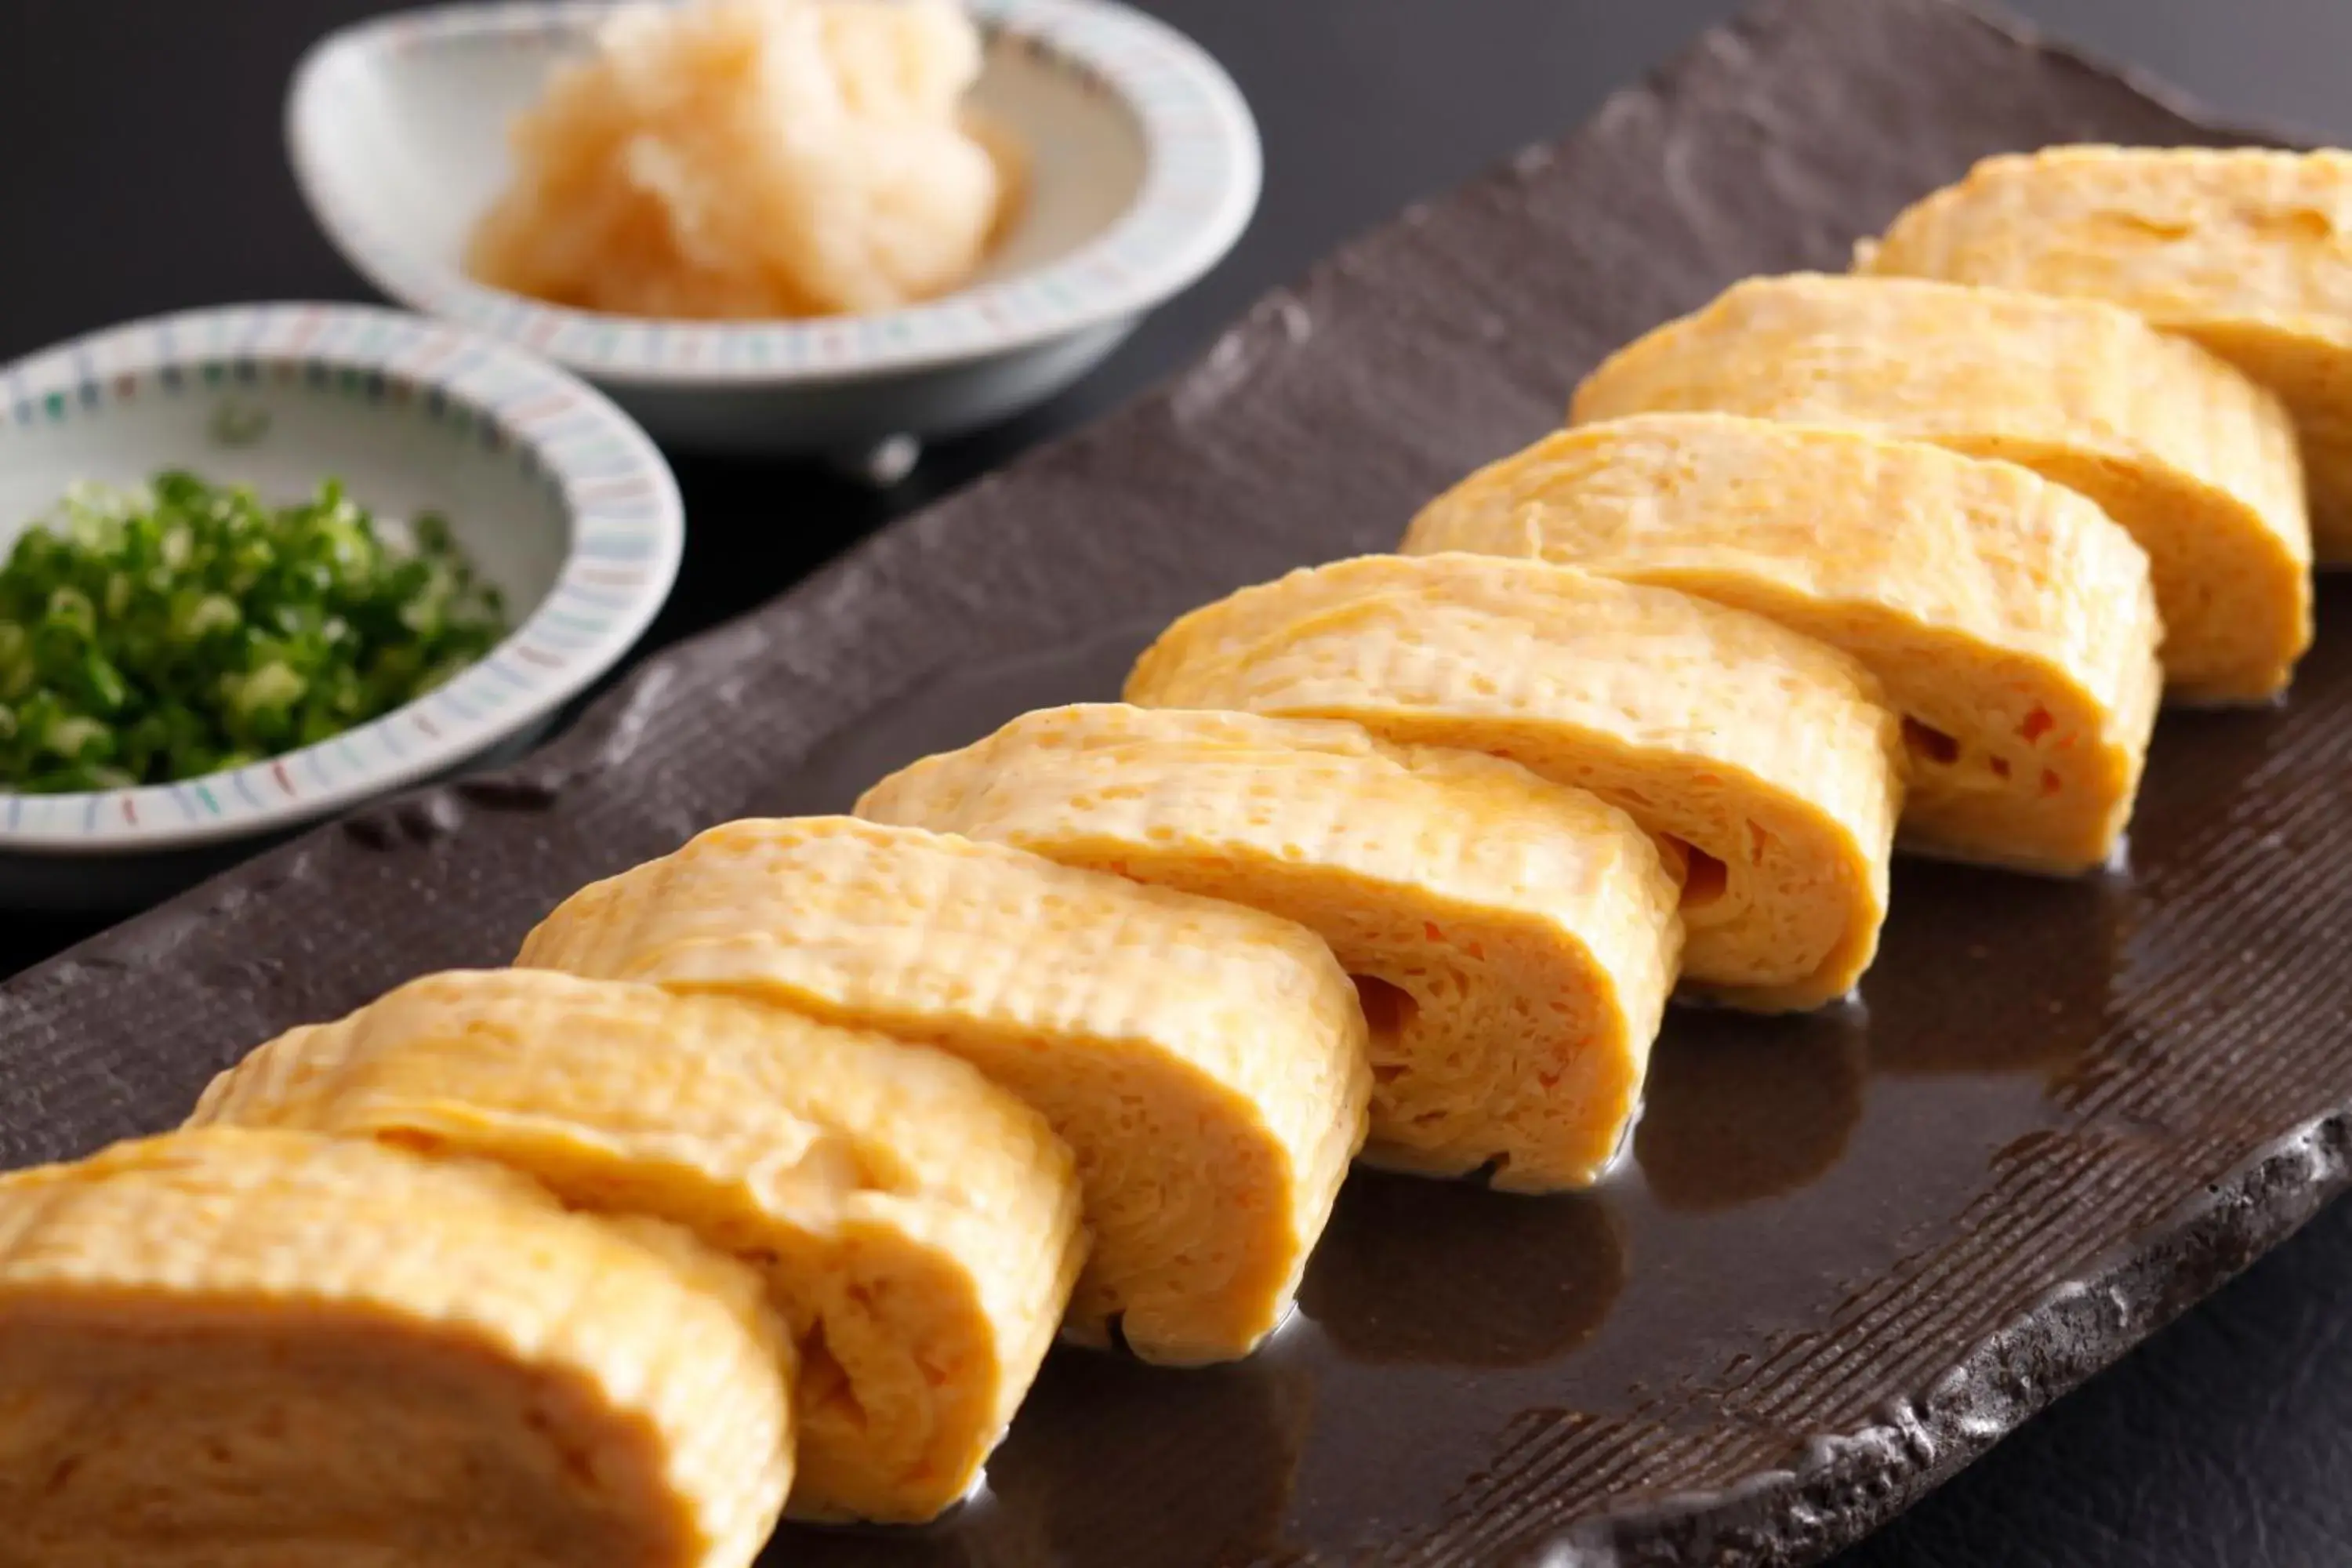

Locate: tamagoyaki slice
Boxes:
[1857,145,2352,561]
[1405,414,2163,873]
[0,1127,791,1568]
[1569,272,2310,703]
[1123,553,1902,1013]
[188,967,1086,1526]
[517,815,1370,1367]
[856,703,1682,1190]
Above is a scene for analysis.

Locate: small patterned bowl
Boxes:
[0,303,683,909]
[286,0,1262,463]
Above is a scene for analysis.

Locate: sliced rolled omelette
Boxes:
[1123,554,1902,1013]
[855,703,1682,1191]
[1568,272,2311,703]
[517,816,1370,1367]
[187,968,1085,1526]
[0,1128,790,1568]
[1857,146,2352,561]
[1404,414,2163,873]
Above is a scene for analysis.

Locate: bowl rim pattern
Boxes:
[0,301,684,853]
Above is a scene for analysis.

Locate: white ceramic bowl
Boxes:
[287,0,1262,460]
[0,303,683,909]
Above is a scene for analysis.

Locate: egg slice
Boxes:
[1857,145,2352,561]
[1406,414,2163,873]
[856,703,1681,1190]
[1124,554,1900,1014]
[1569,272,2310,703]
[0,1128,791,1568]
[517,816,1370,1367]
[187,967,1084,1525]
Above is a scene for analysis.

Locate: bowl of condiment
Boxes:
[0,302,683,909]
[286,0,1262,465]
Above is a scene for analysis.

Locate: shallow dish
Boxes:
[287,0,1262,460]
[0,303,681,910]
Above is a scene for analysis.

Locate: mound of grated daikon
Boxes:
[467,0,1014,321]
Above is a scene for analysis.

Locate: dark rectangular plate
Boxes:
[6,1,2350,1563]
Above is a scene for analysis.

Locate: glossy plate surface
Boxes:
[5,2,2343,1564]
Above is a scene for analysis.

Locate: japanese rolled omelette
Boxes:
[1569,271,2310,703]
[1858,145,2352,561]
[1123,553,1903,1013]
[187,967,1087,1525]
[1404,413,2163,873]
[856,702,1682,1190]
[0,1127,793,1568]
[517,815,1370,1367]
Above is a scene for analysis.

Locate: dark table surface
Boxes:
[6,2,2352,1563]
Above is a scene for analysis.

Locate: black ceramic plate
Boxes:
[6,1,2348,1563]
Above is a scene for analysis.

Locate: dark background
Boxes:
[5,2,2352,1563]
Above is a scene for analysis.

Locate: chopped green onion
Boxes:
[0,472,508,793]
